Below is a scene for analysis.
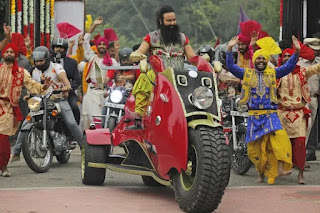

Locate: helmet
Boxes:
[119,47,133,66]
[51,37,68,60]
[218,51,238,67]
[198,45,215,63]
[32,46,51,71]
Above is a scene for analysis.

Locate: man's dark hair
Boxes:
[279,39,292,51]
[156,5,175,29]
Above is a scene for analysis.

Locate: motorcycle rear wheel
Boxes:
[172,127,230,213]
[21,128,53,173]
[81,135,107,185]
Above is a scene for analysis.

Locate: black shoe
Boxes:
[306,151,316,161]
[126,117,142,130]
[126,124,143,130]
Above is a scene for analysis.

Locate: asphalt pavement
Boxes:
[1,148,319,213]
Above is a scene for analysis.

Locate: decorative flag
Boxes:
[57,22,81,39]
[237,6,249,34]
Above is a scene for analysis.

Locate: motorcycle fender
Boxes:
[20,122,34,131]
[187,117,222,129]
[85,128,112,145]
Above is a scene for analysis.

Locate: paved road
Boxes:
[1,148,320,212]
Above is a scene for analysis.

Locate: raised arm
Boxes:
[0,24,11,51]
[275,35,300,79]
[226,36,244,79]
[306,63,320,79]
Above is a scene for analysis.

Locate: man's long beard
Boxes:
[3,56,15,63]
[160,24,181,46]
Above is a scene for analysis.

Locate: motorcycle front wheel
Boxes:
[21,128,53,173]
[172,127,230,213]
[229,126,251,175]
[107,116,117,132]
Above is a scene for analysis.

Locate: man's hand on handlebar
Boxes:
[61,86,71,97]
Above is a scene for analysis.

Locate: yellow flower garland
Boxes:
[11,0,16,32]
[50,0,55,39]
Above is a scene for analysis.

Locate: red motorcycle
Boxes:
[81,55,230,213]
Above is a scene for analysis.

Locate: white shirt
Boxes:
[32,62,66,95]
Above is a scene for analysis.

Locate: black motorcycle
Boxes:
[20,90,76,173]
[93,85,132,132]
[222,95,251,175]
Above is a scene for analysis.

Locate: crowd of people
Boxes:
[0,5,319,187]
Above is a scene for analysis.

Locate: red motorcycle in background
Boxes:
[81,54,230,213]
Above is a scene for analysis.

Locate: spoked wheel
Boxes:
[81,135,107,185]
[172,127,230,213]
[230,127,251,175]
[21,128,53,173]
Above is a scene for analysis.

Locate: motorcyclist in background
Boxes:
[101,47,140,124]
[198,45,215,64]
[216,44,241,98]
[104,47,140,88]
[50,37,81,125]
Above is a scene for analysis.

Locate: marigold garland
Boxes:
[29,0,34,48]
[45,0,50,48]
[50,0,55,40]
[40,0,45,45]
[17,0,22,33]
[11,0,16,32]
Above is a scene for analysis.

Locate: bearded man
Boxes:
[226,35,301,184]
[135,5,195,70]
[129,5,196,127]
[82,17,118,130]
[0,42,51,177]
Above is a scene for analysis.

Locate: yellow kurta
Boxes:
[0,64,45,136]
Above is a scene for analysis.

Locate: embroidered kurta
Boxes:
[144,30,189,71]
[0,64,45,136]
[278,63,320,138]
[226,51,299,142]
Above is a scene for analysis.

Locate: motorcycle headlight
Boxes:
[27,97,42,112]
[191,86,214,109]
[110,90,123,104]
[235,97,248,112]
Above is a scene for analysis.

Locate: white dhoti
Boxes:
[82,87,105,130]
